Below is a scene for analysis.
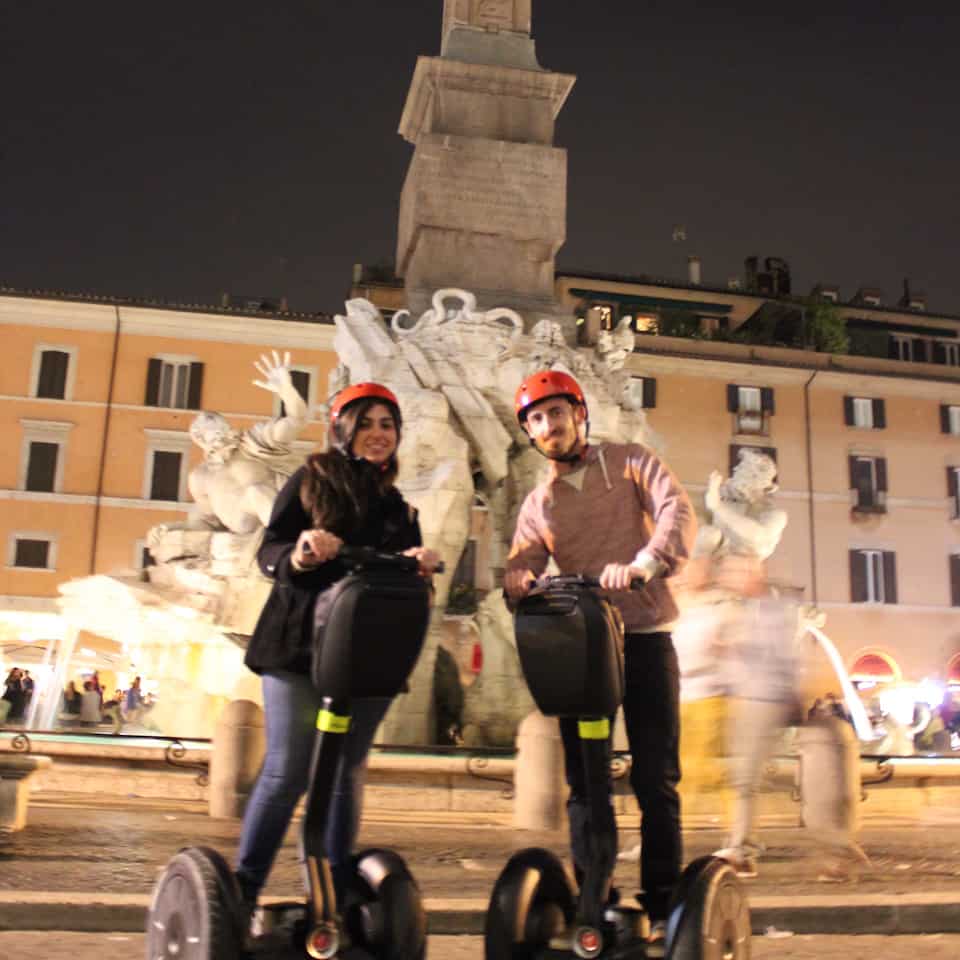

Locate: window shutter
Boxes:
[145,358,163,406]
[849,550,867,602]
[642,377,657,409]
[882,551,897,604]
[187,362,204,410]
[951,555,960,607]
[848,455,857,489]
[843,396,854,426]
[727,384,739,412]
[873,398,886,429]
[760,387,775,414]
[150,451,182,501]
[876,457,887,492]
[887,336,899,359]
[26,441,58,492]
[948,467,958,498]
[942,405,952,434]
[37,350,69,399]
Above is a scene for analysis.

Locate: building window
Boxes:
[143,429,192,502]
[31,346,76,400]
[18,419,73,493]
[891,336,929,363]
[849,455,887,513]
[730,444,777,478]
[941,405,960,435]
[8,534,57,570]
[145,357,204,409]
[849,549,897,604]
[727,384,774,435]
[950,555,960,607]
[275,366,316,418]
[625,376,657,410]
[25,442,58,492]
[932,341,960,366]
[947,467,960,519]
[150,451,183,501]
[843,396,886,429]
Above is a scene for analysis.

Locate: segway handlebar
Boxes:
[334,545,445,574]
[528,573,647,591]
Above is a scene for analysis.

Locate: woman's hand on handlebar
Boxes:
[504,568,537,601]
[293,529,343,568]
[403,546,442,578]
[599,563,648,591]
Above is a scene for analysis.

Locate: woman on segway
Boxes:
[235,381,439,918]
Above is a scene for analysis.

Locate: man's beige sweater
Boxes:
[507,442,697,632]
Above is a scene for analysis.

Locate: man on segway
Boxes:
[505,369,696,941]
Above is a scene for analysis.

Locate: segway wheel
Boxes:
[145,846,245,960]
[484,848,576,960]
[342,848,427,960]
[665,856,751,960]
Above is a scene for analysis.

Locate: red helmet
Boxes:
[514,370,587,423]
[329,382,399,428]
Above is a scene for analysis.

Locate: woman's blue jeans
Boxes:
[235,669,390,899]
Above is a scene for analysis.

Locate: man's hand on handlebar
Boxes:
[599,563,648,591]
[403,546,442,578]
[504,568,537,601]
[293,529,343,568]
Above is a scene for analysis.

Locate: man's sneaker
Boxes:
[712,847,758,879]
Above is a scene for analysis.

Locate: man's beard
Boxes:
[536,429,581,461]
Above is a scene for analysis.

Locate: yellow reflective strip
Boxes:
[578,718,610,740]
[317,710,351,733]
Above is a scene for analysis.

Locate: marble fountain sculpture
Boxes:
[51,291,659,743]
[673,447,874,758]
[326,290,658,745]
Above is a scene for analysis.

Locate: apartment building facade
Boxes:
[0,290,335,692]
[5,269,960,736]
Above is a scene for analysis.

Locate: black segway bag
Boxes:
[312,556,431,701]
[514,588,625,718]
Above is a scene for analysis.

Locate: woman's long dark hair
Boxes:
[299,397,400,537]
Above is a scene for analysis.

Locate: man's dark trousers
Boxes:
[558,631,682,923]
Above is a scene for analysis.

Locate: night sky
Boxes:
[3,1,958,315]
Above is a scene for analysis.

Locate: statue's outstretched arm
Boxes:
[252,350,308,445]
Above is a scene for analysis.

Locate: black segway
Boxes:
[484,575,751,960]
[147,546,441,960]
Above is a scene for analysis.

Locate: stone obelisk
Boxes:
[397,0,576,334]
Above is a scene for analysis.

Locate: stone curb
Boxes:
[1,893,959,935]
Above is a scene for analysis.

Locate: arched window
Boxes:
[947,653,960,687]
[849,651,901,686]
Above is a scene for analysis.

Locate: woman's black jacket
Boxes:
[244,463,422,675]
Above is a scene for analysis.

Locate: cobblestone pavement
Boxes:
[3,933,960,960]
[3,797,959,903]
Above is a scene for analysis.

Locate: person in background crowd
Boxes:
[62,680,82,716]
